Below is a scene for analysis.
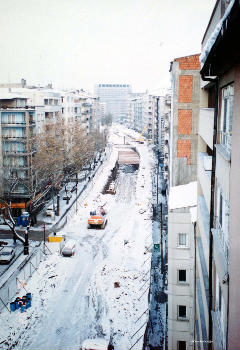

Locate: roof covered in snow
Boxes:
[200,0,235,67]
[169,181,197,210]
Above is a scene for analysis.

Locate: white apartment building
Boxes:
[168,182,197,350]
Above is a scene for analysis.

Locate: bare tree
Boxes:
[0,198,24,244]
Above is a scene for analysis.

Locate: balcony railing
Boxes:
[215,217,229,261]
[219,131,232,156]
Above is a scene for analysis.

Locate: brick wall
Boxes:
[178,110,192,135]
[179,75,193,103]
[174,54,200,70]
[177,140,191,165]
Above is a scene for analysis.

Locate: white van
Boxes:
[61,240,75,257]
[81,338,109,350]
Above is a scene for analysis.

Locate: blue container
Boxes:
[20,303,26,313]
[26,293,32,301]
[10,302,16,312]
[26,300,31,309]
[21,212,29,227]
[15,301,19,310]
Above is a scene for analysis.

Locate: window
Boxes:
[178,270,187,283]
[220,84,234,152]
[178,233,188,247]
[178,305,186,318]
[8,114,16,124]
[177,341,186,350]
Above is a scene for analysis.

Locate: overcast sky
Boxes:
[0,0,216,94]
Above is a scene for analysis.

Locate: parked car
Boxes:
[46,208,54,217]
[0,247,15,264]
[61,240,76,257]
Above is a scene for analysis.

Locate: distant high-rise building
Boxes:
[94,84,132,122]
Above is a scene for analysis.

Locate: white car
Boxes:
[61,240,76,257]
[46,208,54,217]
[0,247,15,264]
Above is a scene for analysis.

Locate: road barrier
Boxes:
[0,245,45,313]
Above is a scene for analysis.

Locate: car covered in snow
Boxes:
[0,247,15,264]
[81,338,110,350]
[61,239,76,257]
[46,207,54,217]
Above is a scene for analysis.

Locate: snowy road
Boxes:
[0,128,154,350]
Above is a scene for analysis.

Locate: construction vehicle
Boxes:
[87,206,108,229]
[137,125,147,143]
[106,181,116,195]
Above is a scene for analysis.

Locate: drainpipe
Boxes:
[201,74,219,350]
[194,221,197,350]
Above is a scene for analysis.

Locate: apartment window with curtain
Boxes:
[177,233,188,248]
[220,84,234,154]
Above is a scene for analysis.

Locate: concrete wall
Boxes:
[170,55,200,187]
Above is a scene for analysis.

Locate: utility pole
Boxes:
[43,222,46,254]
[76,173,78,213]
[56,194,60,216]
[160,202,163,274]
[24,225,29,255]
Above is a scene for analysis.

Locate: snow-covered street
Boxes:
[0,128,154,350]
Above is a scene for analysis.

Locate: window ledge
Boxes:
[215,144,231,162]
[177,317,189,322]
[177,246,190,249]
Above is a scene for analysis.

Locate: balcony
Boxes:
[4,149,36,156]
[2,136,27,142]
[212,217,229,265]
[199,108,214,149]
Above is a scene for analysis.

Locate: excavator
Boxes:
[136,125,147,143]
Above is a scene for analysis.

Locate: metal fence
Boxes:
[0,245,45,313]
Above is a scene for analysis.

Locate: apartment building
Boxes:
[0,95,39,214]
[168,54,201,350]
[196,1,240,349]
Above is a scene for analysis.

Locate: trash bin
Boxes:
[10,302,16,312]
[21,212,29,228]
[20,303,26,313]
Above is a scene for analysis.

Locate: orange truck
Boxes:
[88,207,107,229]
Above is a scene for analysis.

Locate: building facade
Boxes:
[94,84,132,122]
[168,54,201,350]
[196,1,240,349]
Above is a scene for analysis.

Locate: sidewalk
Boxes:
[0,150,110,241]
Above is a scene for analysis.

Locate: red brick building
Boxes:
[169,54,200,186]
